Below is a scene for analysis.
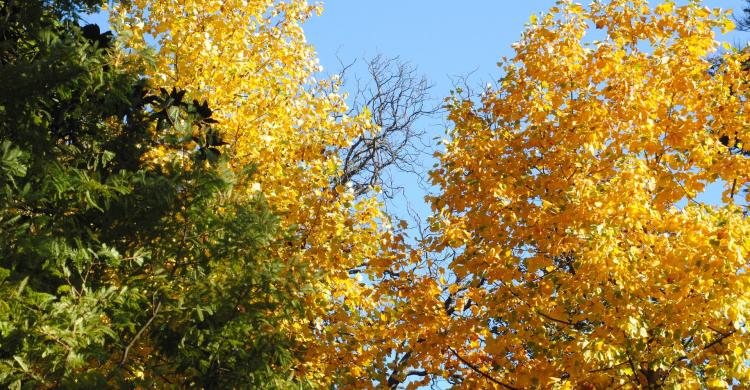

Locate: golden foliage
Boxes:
[108,0,750,387]
[425,0,750,387]
[112,0,396,385]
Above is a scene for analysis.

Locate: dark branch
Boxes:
[118,298,162,367]
[335,54,437,198]
[447,347,519,390]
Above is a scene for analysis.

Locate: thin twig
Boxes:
[447,347,519,390]
[119,299,162,367]
[661,328,737,386]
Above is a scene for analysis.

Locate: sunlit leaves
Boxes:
[427,0,750,387]
[112,0,397,386]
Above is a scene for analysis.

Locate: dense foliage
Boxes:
[112,0,403,385]
[5,0,750,389]
[422,1,750,388]
[0,0,311,387]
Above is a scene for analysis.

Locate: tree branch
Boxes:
[118,298,162,367]
[447,347,519,390]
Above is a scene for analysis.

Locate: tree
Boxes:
[0,1,311,387]
[112,0,400,385]
[335,54,437,199]
[420,0,750,388]
[735,0,750,31]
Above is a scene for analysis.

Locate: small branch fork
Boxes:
[118,297,162,368]
[447,347,519,390]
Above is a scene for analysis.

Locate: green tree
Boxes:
[0,1,311,387]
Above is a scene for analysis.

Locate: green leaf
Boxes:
[12,356,28,372]
[15,277,28,296]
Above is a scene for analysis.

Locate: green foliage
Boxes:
[0,1,311,388]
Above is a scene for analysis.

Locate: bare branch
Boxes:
[335,54,438,198]
[735,1,750,32]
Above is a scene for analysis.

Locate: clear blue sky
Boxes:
[305,1,560,93]
[305,0,742,100]
[303,0,745,217]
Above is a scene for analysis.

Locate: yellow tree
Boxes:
[110,0,398,385]
[425,0,750,388]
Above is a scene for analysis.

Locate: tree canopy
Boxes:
[422,0,750,388]
[3,0,750,389]
[1,0,315,387]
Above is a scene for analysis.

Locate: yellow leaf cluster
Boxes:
[112,0,396,385]
[426,0,750,387]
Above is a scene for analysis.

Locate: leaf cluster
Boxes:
[0,1,311,388]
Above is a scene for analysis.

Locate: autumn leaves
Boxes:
[432,0,750,387]
[112,0,750,388]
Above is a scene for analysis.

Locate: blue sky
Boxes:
[305,2,560,93]
[304,0,746,219]
[306,0,742,97]
[305,2,570,220]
